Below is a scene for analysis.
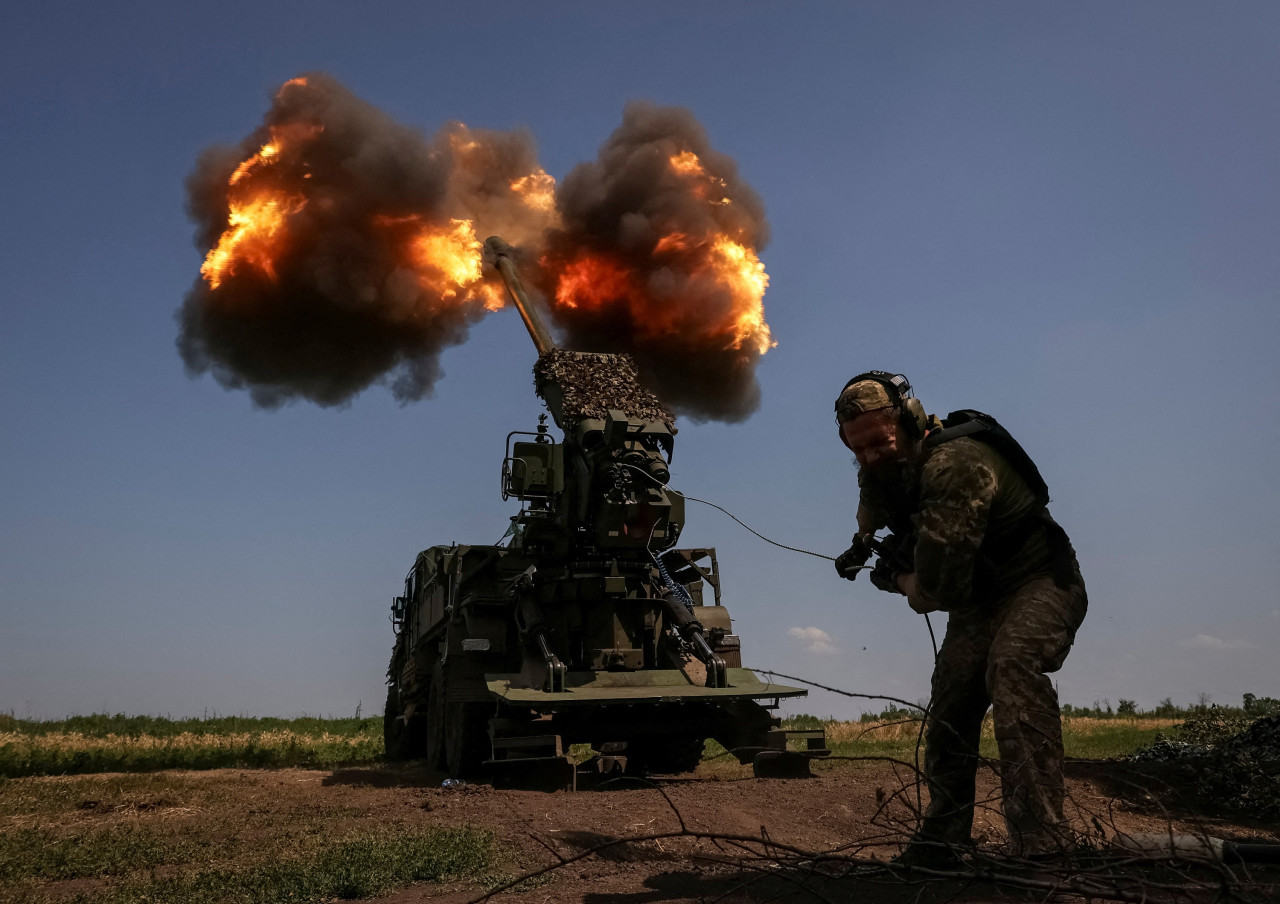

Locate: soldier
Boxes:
[833,371,1088,868]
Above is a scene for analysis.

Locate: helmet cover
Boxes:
[835,380,895,424]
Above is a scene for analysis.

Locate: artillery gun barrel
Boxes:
[484,236,556,355]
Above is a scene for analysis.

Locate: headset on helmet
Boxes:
[834,370,928,440]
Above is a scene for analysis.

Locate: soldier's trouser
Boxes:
[919,575,1088,854]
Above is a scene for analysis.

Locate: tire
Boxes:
[383,686,408,761]
[448,701,491,778]
[426,662,446,769]
[429,657,489,778]
[443,699,490,779]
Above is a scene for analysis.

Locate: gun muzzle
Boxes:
[484,236,557,356]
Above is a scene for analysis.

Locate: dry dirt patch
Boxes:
[4,760,1276,903]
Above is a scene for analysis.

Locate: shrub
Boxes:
[1131,711,1280,818]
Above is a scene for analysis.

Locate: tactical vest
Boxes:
[925,409,1049,505]
[925,409,1075,589]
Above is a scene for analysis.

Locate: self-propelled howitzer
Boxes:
[382,237,823,787]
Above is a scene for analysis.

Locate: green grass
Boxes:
[1059,717,1173,759]
[0,709,1180,780]
[63,827,496,904]
[0,712,380,739]
[0,823,205,884]
[769,714,1177,768]
[0,765,497,904]
[0,714,384,777]
[0,772,227,820]
[2,824,495,904]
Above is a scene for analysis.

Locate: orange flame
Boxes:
[653,232,690,255]
[200,115,508,310]
[551,236,772,355]
[668,150,732,206]
[554,254,639,312]
[200,188,306,290]
[373,215,505,312]
[668,150,705,178]
[510,170,557,214]
[228,142,278,186]
[410,219,484,298]
[709,237,773,353]
[200,123,321,290]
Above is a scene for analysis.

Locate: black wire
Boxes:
[620,459,939,665]
[618,462,838,562]
[679,490,842,562]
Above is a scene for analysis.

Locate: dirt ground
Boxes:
[358,757,1280,903]
[24,753,1279,904]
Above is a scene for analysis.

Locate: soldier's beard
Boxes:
[857,438,921,474]
[857,449,923,502]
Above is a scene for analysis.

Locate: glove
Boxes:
[834,534,872,581]
[868,556,900,593]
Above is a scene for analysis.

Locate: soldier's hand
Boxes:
[834,534,872,581]
[868,556,899,593]
[898,574,944,613]
[907,594,944,614]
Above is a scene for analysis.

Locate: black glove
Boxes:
[867,531,914,594]
[834,534,872,581]
[868,557,899,593]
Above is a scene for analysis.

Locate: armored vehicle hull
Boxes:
[385,542,817,784]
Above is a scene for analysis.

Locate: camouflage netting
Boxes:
[534,349,674,426]
[1130,712,1280,817]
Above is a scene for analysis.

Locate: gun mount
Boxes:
[382,237,824,788]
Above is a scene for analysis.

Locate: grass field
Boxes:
[0,711,1178,780]
[814,714,1180,761]
[1,710,1180,780]
[0,768,497,904]
[695,714,1182,775]
[0,714,383,778]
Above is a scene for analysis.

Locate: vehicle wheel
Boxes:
[443,699,490,779]
[383,686,408,761]
[628,736,706,775]
[426,662,446,769]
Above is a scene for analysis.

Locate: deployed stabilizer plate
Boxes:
[486,668,807,705]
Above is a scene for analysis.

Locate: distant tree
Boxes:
[1242,693,1280,716]
[1117,698,1137,716]
[1155,697,1177,717]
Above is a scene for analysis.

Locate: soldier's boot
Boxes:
[890,819,971,872]
[890,838,965,872]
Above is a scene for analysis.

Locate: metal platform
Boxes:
[485,668,807,705]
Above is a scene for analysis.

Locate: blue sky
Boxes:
[2,2,1277,720]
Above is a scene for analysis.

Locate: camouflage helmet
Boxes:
[834,371,928,439]
[834,379,896,424]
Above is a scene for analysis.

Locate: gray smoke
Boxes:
[537,101,772,423]
[177,73,544,407]
[178,81,774,421]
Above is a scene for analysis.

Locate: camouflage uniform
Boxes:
[859,435,1088,855]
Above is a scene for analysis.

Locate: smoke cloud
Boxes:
[537,101,773,422]
[177,73,550,407]
[178,77,773,420]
